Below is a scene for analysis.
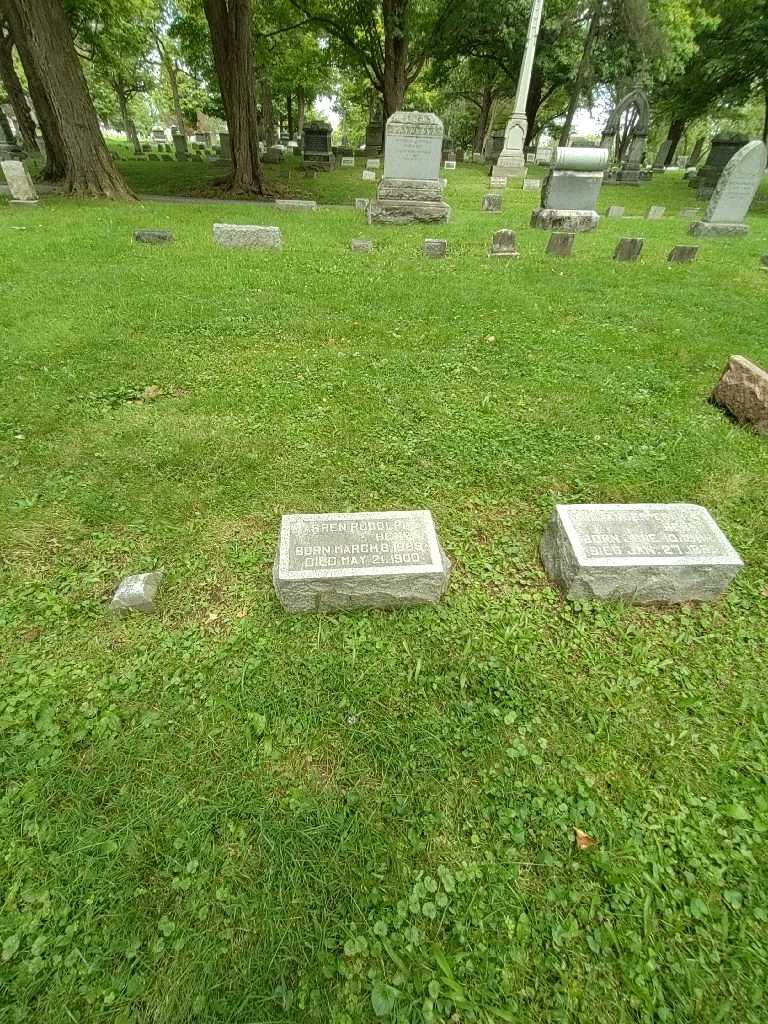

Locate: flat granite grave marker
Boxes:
[355,198,369,211]
[213,224,282,249]
[424,238,447,258]
[1,160,39,206]
[362,169,376,181]
[351,238,374,253]
[444,160,456,170]
[341,156,355,168]
[711,355,768,434]
[606,205,625,218]
[482,193,502,212]
[110,571,164,614]
[691,141,767,237]
[489,229,519,258]
[133,229,174,244]
[489,176,508,188]
[540,504,743,604]
[273,510,450,613]
[613,237,644,262]
[679,207,700,219]
[646,205,666,220]
[275,199,317,212]
[366,158,381,170]
[546,232,574,257]
[668,244,698,263]
[523,179,539,191]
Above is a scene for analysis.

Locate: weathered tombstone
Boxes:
[444,160,456,170]
[652,139,673,169]
[546,232,574,257]
[606,205,625,218]
[523,178,539,191]
[482,193,502,212]
[301,121,335,170]
[341,156,355,168]
[489,175,508,188]
[535,139,554,166]
[194,132,211,146]
[133,229,174,244]
[0,160,39,206]
[484,131,505,164]
[696,134,749,197]
[711,355,768,433]
[110,571,164,615]
[525,153,535,165]
[679,207,700,219]
[646,205,665,220]
[272,510,451,613]
[668,244,698,263]
[366,158,381,170]
[218,132,231,161]
[364,102,384,157]
[368,111,450,225]
[351,238,374,253]
[275,199,317,212]
[0,107,23,160]
[472,151,483,163]
[489,229,519,258]
[262,144,284,164]
[355,198,369,211]
[423,238,448,258]
[531,147,608,232]
[688,136,706,168]
[362,169,376,182]
[613,237,644,262]
[690,141,767,238]
[213,224,283,249]
[540,504,743,604]
[600,89,651,186]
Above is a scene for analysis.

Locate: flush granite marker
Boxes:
[213,224,282,249]
[273,510,451,613]
[275,199,317,212]
[540,503,742,604]
[133,229,174,244]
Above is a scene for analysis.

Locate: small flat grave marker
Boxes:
[133,229,174,244]
[351,238,373,253]
[606,205,625,218]
[355,198,369,211]
[540,504,743,604]
[362,169,376,181]
[275,199,317,212]
[424,238,447,259]
[646,205,666,220]
[482,193,502,212]
[365,158,381,170]
[110,571,164,615]
[341,156,355,168]
[668,244,699,264]
[613,237,644,262]
[523,179,540,191]
[679,207,700,219]
[273,510,450,613]
[546,232,574,257]
[213,223,282,249]
[444,160,456,170]
[489,176,508,188]
[489,229,519,258]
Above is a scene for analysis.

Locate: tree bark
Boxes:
[473,82,493,153]
[9,24,65,180]
[559,4,600,147]
[164,51,186,136]
[663,117,686,164]
[114,79,141,155]
[0,27,39,152]
[382,0,409,116]
[763,81,768,146]
[286,93,293,137]
[525,69,544,148]
[260,77,275,144]
[5,0,133,197]
[297,86,306,137]
[202,0,264,194]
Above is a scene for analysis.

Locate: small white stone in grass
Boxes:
[110,571,164,614]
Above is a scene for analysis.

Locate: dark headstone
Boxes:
[613,238,644,262]
[546,232,574,257]
[668,245,698,264]
[133,229,174,244]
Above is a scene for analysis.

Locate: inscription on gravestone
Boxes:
[540,503,743,604]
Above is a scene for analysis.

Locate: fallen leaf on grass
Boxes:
[574,828,598,850]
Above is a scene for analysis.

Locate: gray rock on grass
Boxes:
[133,229,174,244]
[110,571,164,614]
[711,354,768,434]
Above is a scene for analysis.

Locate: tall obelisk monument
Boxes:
[493,0,546,179]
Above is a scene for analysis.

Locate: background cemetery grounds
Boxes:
[2,159,768,1023]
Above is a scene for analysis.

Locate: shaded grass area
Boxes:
[1,171,768,1024]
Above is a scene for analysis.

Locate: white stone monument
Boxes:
[540,504,743,604]
[273,510,451,613]
[1,160,39,206]
[530,146,608,231]
[368,112,450,224]
[492,0,546,180]
[690,140,767,237]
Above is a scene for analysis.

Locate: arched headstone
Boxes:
[600,89,651,186]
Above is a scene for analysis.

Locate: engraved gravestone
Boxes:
[482,193,502,212]
[213,224,282,249]
[1,160,39,205]
[646,205,665,219]
[302,121,335,170]
[540,504,743,604]
[691,141,767,237]
[368,111,450,224]
[668,244,698,263]
[341,156,355,167]
[273,510,451,612]
[606,205,625,218]
[614,237,644,262]
[531,147,608,232]
[362,169,376,181]
[489,229,519,258]
[546,232,574,257]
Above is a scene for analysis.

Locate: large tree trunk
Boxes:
[165,52,186,136]
[202,0,264,194]
[5,0,133,197]
[286,93,293,137]
[558,3,599,146]
[473,83,493,152]
[382,0,409,116]
[115,81,141,155]
[0,27,39,152]
[524,69,544,148]
[663,117,686,164]
[763,81,768,146]
[260,77,275,144]
[297,86,306,137]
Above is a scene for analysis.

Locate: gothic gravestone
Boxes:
[690,141,767,237]
[368,112,450,225]
[273,510,450,613]
[540,504,742,604]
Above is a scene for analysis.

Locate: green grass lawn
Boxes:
[1,163,768,1024]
